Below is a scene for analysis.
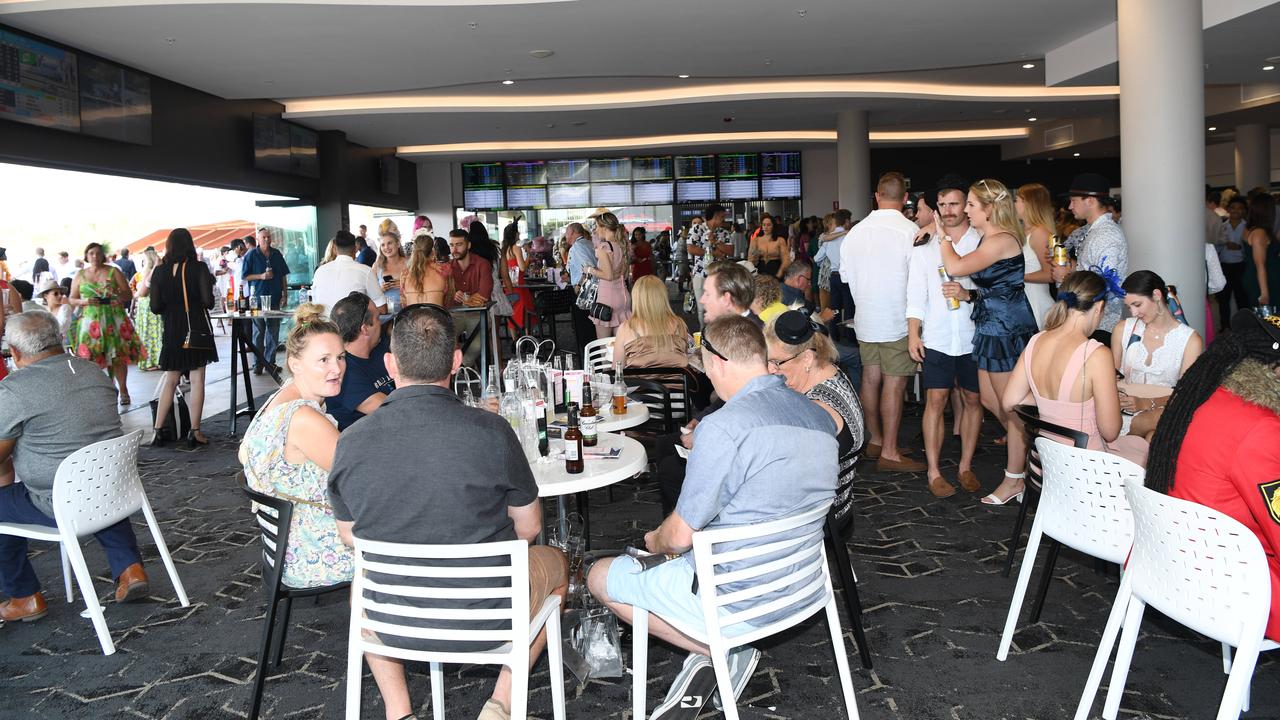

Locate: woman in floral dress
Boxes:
[133,247,163,371]
[69,243,145,405]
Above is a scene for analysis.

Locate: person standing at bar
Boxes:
[241,226,290,375]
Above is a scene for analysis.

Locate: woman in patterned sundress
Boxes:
[133,247,164,371]
[239,303,353,588]
[69,242,145,405]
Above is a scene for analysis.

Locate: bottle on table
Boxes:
[481,364,500,412]
[535,392,550,458]
[225,282,235,314]
[612,358,627,415]
[564,403,584,474]
[580,376,598,447]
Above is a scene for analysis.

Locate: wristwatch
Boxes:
[968,288,980,303]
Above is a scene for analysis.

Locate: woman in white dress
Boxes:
[1015,183,1057,327]
[1110,270,1204,441]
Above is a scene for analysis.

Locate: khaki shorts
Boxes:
[528,545,569,616]
[859,336,917,377]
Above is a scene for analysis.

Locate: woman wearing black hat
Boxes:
[764,310,866,530]
[1146,309,1280,639]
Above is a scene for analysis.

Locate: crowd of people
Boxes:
[1,172,1279,720]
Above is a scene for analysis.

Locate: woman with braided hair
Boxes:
[1146,309,1280,638]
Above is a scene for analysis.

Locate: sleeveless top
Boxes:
[242,397,354,588]
[806,370,866,527]
[1022,335,1148,467]
[622,332,690,369]
[1118,318,1195,388]
[969,253,1038,373]
[1021,240,1053,329]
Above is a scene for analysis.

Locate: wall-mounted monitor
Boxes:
[503,160,547,187]
[252,114,319,178]
[590,157,631,182]
[548,183,591,208]
[676,179,717,203]
[505,185,548,210]
[760,151,801,199]
[463,187,505,211]
[289,124,319,178]
[379,156,399,195]
[632,156,673,181]
[717,178,759,201]
[547,158,589,184]
[632,181,674,205]
[675,154,715,180]
[760,151,801,175]
[0,29,80,131]
[462,162,503,188]
[78,56,151,145]
[591,181,632,207]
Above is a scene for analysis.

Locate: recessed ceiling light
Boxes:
[1264,65,1276,71]
[501,80,515,85]
[1027,117,1037,122]
[1208,126,1217,131]
[677,74,690,79]
[796,9,807,17]
[569,120,586,126]
[1022,63,1036,69]
[529,50,554,59]
[1073,152,1081,157]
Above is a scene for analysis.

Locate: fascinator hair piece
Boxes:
[1087,257,1127,301]
[775,310,828,345]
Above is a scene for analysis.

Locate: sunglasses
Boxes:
[767,349,809,372]
[700,334,729,363]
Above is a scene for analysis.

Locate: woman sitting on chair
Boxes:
[240,304,353,588]
[998,271,1149,505]
[1146,309,1280,639]
[613,275,692,369]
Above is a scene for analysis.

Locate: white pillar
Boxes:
[1118,0,1206,332]
[1235,124,1272,192]
[836,110,870,217]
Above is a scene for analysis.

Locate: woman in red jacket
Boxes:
[1147,309,1280,638]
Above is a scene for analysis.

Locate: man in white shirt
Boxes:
[52,252,75,283]
[687,203,733,328]
[906,178,983,498]
[841,171,925,473]
[310,230,388,315]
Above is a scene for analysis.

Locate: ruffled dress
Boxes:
[970,254,1037,373]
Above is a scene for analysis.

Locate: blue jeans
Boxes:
[0,484,141,598]
[252,295,281,368]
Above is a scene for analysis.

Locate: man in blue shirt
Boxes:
[327,292,394,430]
[240,227,290,374]
[588,314,838,719]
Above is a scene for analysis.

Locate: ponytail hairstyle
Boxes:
[594,212,626,247]
[1042,270,1107,331]
[284,303,341,367]
[1146,319,1280,494]
[970,179,1025,246]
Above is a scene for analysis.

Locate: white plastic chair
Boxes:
[1078,478,1271,720]
[631,502,860,720]
[998,439,1141,662]
[0,430,191,655]
[344,538,565,720]
[1221,639,1280,713]
[583,336,615,376]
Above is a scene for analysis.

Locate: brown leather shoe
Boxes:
[958,470,982,493]
[927,476,957,498]
[0,592,48,623]
[877,454,927,473]
[864,442,882,460]
[114,563,150,604]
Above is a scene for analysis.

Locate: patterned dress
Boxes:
[133,278,163,371]
[806,370,866,529]
[71,277,146,369]
[242,397,354,588]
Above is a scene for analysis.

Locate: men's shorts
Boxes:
[858,336,916,377]
[605,554,753,640]
[528,546,568,615]
[922,348,980,393]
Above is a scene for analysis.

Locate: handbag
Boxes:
[150,388,191,442]
[178,262,215,350]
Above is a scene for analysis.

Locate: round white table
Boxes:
[551,400,650,434]
[532,432,648,547]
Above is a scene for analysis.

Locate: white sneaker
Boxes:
[650,652,717,719]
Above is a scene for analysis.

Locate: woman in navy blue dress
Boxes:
[938,178,1039,505]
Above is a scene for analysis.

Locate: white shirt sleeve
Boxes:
[366,268,388,307]
[905,245,928,321]
[1205,243,1226,294]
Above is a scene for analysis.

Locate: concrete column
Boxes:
[1118,0,1206,332]
[316,130,349,263]
[836,110,870,217]
[1235,123,1272,192]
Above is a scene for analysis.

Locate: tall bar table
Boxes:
[210,310,286,435]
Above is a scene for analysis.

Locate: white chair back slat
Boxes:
[711,533,813,566]
[362,577,515,600]
[361,619,516,643]
[362,599,516,622]
[707,535,824,587]
[1124,479,1271,646]
[51,431,145,537]
[584,337,615,376]
[1035,438,1141,564]
[721,574,828,627]
[713,553,825,608]
[356,537,522,560]
[361,559,515,579]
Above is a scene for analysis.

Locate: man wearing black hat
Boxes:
[1051,173,1128,344]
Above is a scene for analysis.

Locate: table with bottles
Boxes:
[210,308,289,434]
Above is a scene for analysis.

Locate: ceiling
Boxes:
[0,0,1276,161]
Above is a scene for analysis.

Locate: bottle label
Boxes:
[566,442,580,461]
[583,415,599,440]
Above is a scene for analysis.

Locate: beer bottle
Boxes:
[580,376,598,447]
[564,404,584,474]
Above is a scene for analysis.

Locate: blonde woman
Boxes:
[1014,183,1056,327]
[401,234,451,307]
[937,179,1038,505]
[583,212,632,338]
[133,246,164,370]
[613,275,691,368]
[373,219,408,311]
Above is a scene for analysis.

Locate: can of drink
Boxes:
[1052,244,1070,266]
[938,265,960,311]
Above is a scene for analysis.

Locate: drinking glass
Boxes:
[260,295,273,314]
[249,295,261,316]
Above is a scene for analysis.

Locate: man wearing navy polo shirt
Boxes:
[240,227,290,374]
[327,292,394,430]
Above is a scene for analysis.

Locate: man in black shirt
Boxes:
[328,303,566,720]
[327,292,394,430]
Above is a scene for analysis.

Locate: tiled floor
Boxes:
[2,353,1277,719]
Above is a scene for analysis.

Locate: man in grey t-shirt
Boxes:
[0,311,149,624]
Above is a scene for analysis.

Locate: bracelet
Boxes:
[942,236,954,243]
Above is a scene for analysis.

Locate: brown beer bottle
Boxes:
[564,404,584,474]
[580,376,598,447]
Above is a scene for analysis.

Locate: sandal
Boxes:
[981,471,1025,506]
[186,429,209,448]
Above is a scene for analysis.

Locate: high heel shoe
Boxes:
[149,428,166,447]
[186,429,209,449]
[981,471,1026,506]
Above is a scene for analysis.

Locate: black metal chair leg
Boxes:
[269,596,293,669]
[575,491,591,551]
[249,596,281,720]
[1029,540,1062,624]
[1002,493,1034,578]
[824,517,873,669]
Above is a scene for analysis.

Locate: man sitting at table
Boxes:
[310,230,387,316]
[0,311,150,623]
[327,291,394,430]
[448,228,494,370]
[328,303,567,720]
[588,315,838,719]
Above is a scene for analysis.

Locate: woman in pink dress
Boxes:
[584,212,632,339]
[996,270,1149,505]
